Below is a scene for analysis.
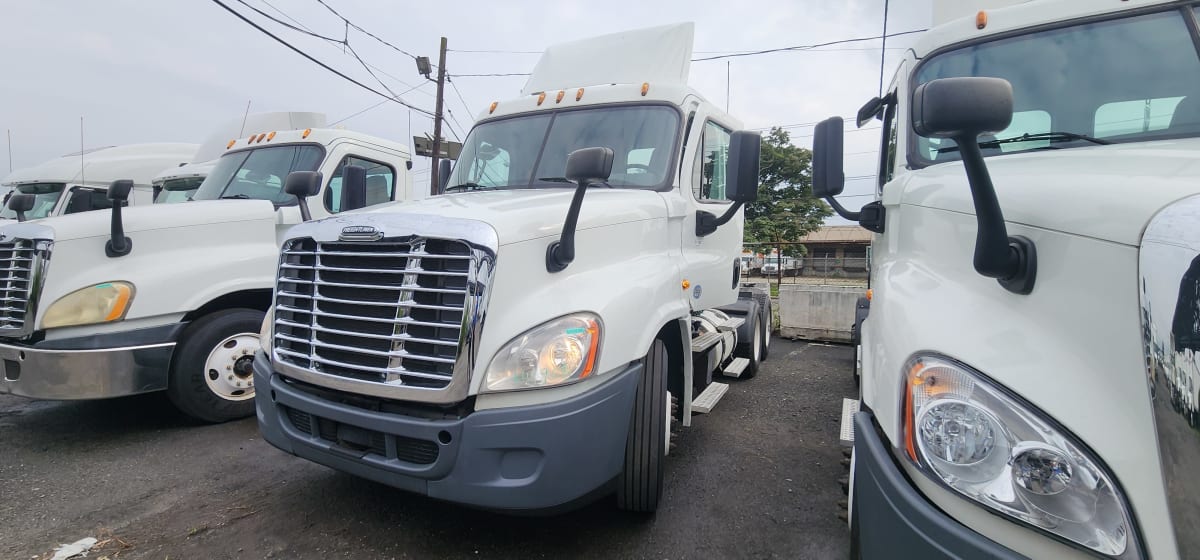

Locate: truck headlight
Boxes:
[483,313,601,392]
[42,282,135,329]
[901,355,1140,559]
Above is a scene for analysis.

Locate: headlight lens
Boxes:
[483,313,601,392]
[902,355,1138,558]
[42,282,135,329]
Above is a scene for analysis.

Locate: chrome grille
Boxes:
[273,237,473,389]
[0,238,39,333]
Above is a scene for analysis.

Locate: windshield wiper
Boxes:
[220,194,251,199]
[937,131,1112,153]
[537,177,612,187]
[444,182,493,193]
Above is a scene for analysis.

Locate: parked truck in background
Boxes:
[0,143,198,219]
[253,24,773,512]
[817,1,1200,558]
[0,126,417,422]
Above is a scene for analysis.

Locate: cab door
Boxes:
[677,109,744,311]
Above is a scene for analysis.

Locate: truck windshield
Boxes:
[445,105,680,192]
[913,9,1200,165]
[0,183,66,220]
[155,177,205,204]
[192,145,323,205]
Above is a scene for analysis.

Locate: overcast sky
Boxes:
[0,0,933,216]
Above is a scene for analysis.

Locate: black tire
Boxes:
[751,289,772,361]
[617,339,669,512]
[167,308,265,423]
[734,307,762,380]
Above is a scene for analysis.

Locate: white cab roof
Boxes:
[521,23,694,96]
[2,143,198,188]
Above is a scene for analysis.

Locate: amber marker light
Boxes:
[682,279,690,290]
[976,10,988,29]
[555,90,565,103]
[537,92,546,105]
[302,128,312,138]
[267,131,276,141]
[226,140,235,149]
[641,82,650,96]
[489,101,498,114]
[576,88,584,101]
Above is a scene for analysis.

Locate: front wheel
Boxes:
[167,308,265,423]
[617,339,669,512]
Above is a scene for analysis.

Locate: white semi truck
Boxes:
[253,24,773,512]
[819,1,1200,558]
[0,143,198,219]
[0,126,417,422]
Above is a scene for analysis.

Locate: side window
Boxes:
[324,156,396,213]
[692,121,732,202]
[878,100,899,187]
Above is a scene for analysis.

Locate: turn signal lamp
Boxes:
[576,88,584,101]
[682,279,690,290]
[537,92,546,106]
[226,140,236,149]
[866,289,873,301]
[267,131,276,141]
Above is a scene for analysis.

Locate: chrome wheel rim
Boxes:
[203,332,260,401]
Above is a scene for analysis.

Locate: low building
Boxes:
[798,225,873,278]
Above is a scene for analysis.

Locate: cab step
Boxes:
[717,316,745,332]
[839,398,860,446]
[722,357,750,378]
[691,331,723,353]
[691,382,729,414]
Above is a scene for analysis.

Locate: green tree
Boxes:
[744,128,832,257]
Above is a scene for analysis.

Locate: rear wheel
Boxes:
[167,308,264,423]
[751,290,772,361]
[734,311,763,380]
[617,339,669,512]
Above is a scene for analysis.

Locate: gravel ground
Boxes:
[0,338,855,559]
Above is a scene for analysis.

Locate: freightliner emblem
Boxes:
[339,225,383,241]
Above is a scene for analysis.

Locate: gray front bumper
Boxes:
[256,351,642,511]
[0,325,181,400]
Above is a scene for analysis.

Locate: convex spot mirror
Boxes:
[912,76,1013,139]
[284,171,323,198]
[812,117,845,198]
[725,130,761,203]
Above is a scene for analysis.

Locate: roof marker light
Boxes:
[641,82,650,96]
[226,140,235,149]
[302,128,312,138]
[576,88,584,101]
[257,133,267,143]
[537,92,546,106]
[489,101,498,114]
[976,10,987,29]
[555,90,565,103]
[267,131,276,141]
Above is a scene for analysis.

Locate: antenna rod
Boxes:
[6,129,11,173]
[239,99,252,136]
[80,117,85,187]
[878,0,890,96]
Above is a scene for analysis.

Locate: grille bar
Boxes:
[273,238,472,389]
[0,239,39,335]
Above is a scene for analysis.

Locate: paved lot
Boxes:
[0,339,855,559]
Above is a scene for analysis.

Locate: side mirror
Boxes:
[812,117,845,198]
[284,171,323,222]
[912,77,1034,294]
[7,193,34,222]
[545,147,615,273]
[339,165,367,212]
[437,159,452,193]
[565,146,615,186]
[912,76,1013,139]
[105,180,133,257]
[725,130,760,203]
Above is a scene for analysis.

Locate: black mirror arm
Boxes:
[545,180,592,272]
[105,202,132,257]
[955,138,1036,294]
[296,197,312,222]
[14,209,26,223]
[695,201,746,237]
[824,196,862,222]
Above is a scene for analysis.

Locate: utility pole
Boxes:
[429,36,448,196]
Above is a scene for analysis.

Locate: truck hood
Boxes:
[356,188,668,245]
[896,138,1200,246]
[6,200,278,242]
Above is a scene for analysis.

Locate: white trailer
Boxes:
[0,143,197,219]
[253,24,773,513]
[0,126,419,422]
[816,1,1200,558]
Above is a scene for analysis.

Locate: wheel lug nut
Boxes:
[227,375,234,381]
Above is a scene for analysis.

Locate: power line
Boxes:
[210,0,435,117]
[447,78,476,125]
[329,81,430,126]
[448,46,907,55]
[256,0,430,96]
[313,0,422,61]
[692,29,926,62]
[449,72,531,78]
